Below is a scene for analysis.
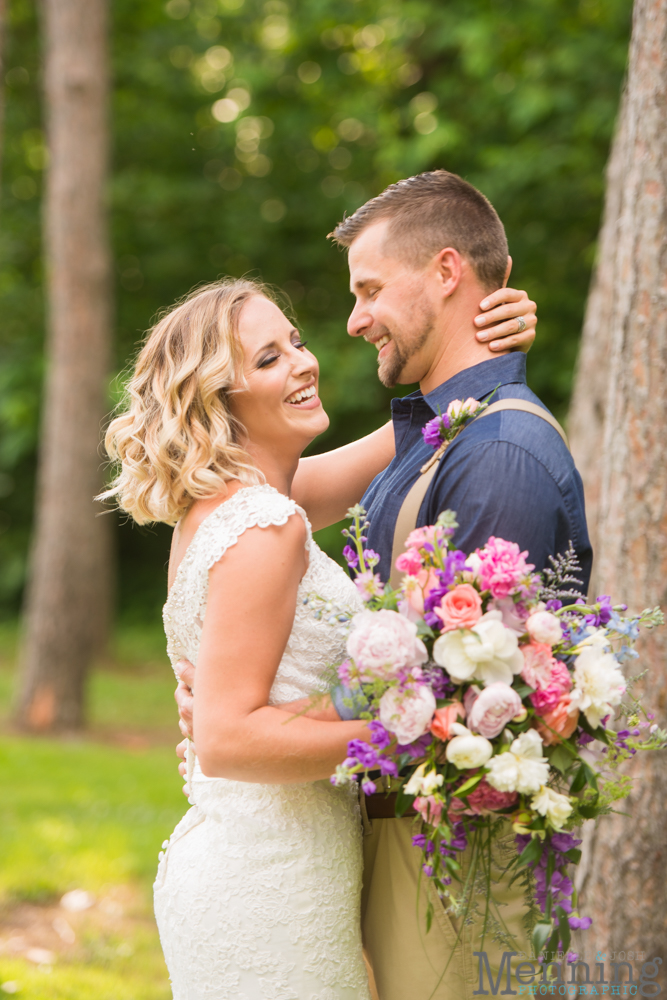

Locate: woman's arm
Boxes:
[292,286,538,529]
[291,421,395,531]
[193,515,370,782]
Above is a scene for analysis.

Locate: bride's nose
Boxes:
[289,348,317,378]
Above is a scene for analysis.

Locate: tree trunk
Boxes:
[0,0,6,197]
[569,0,667,961]
[17,0,113,731]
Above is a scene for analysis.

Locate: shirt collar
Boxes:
[391,353,528,418]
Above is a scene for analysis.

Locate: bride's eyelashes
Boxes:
[255,340,309,370]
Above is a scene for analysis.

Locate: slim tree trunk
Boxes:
[569,0,667,960]
[17,0,113,731]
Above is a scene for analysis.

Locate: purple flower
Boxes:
[566,952,579,964]
[426,840,434,854]
[412,834,426,849]
[396,732,433,757]
[363,548,381,568]
[347,739,379,769]
[550,833,582,853]
[379,758,399,777]
[422,414,450,450]
[546,599,563,612]
[362,779,377,796]
[369,720,391,749]
[422,864,434,877]
[342,545,359,568]
[568,916,593,930]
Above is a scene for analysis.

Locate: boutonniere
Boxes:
[420,391,496,472]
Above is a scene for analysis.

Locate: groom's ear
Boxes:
[503,256,512,287]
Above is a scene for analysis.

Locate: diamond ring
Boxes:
[516,316,527,334]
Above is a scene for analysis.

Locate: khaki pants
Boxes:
[361,814,531,1000]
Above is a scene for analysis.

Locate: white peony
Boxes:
[568,645,626,727]
[379,684,436,745]
[404,762,444,797]
[526,611,563,646]
[531,785,573,830]
[445,722,493,770]
[433,610,524,686]
[485,728,550,794]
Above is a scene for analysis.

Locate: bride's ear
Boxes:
[503,256,512,287]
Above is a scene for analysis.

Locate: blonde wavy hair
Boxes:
[102,278,273,525]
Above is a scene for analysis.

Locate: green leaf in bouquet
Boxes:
[582,761,599,790]
[578,803,599,819]
[532,922,553,957]
[569,763,587,794]
[426,900,434,934]
[564,848,582,864]
[556,906,571,954]
[512,682,535,699]
[577,713,611,745]
[546,743,576,775]
[395,786,416,817]
[453,773,485,797]
[444,855,461,873]
[416,620,435,639]
[517,836,543,867]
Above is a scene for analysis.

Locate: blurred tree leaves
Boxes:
[0,0,631,619]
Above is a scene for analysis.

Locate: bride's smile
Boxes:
[229,295,330,459]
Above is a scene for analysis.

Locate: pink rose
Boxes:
[446,397,480,420]
[526,610,563,646]
[414,795,444,825]
[467,682,523,738]
[521,642,557,690]
[477,537,535,599]
[347,609,428,682]
[434,584,483,632]
[430,701,465,741]
[379,685,436,745]
[395,549,424,575]
[536,695,580,745]
[463,684,480,716]
[466,777,518,815]
[530,661,572,714]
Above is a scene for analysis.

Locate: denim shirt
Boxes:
[361,353,592,589]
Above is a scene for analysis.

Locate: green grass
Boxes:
[0,623,188,998]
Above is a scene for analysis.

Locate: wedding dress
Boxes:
[154,484,371,1000]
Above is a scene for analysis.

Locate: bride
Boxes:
[102,277,534,1000]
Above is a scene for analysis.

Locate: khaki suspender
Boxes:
[387,399,569,589]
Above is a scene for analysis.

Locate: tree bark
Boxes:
[17,0,113,731]
[569,0,667,961]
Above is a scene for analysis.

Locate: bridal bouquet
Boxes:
[323,497,665,962]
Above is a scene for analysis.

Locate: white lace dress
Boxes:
[154,484,371,1000]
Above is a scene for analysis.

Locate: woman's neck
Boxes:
[245,441,300,498]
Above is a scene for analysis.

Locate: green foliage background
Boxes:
[0,0,631,624]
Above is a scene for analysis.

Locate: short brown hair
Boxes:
[330,169,508,291]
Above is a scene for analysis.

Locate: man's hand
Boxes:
[474,287,537,354]
[175,658,195,740]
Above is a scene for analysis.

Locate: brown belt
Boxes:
[364,791,416,820]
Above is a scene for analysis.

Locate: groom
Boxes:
[328,169,592,999]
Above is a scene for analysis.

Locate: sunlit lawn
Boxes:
[0,622,186,999]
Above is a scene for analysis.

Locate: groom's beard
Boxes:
[377,309,435,388]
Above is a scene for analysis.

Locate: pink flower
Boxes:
[404,525,445,550]
[354,570,384,603]
[465,777,518,815]
[530,661,572,714]
[536,695,580,745]
[521,643,572,714]
[464,685,480,716]
[395,549,423,575]
[434,584,483,632]
[467,682,523,738]
[447,397,480,420]
[477,537,535,599]
[347,609,428,682]
[414,795,444,825]
[489,596,530,634]
[379,685,436,744]
[398,568,439,621]
[521,642,557,689]
[430,701,465,741]
[526,610,563,646]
